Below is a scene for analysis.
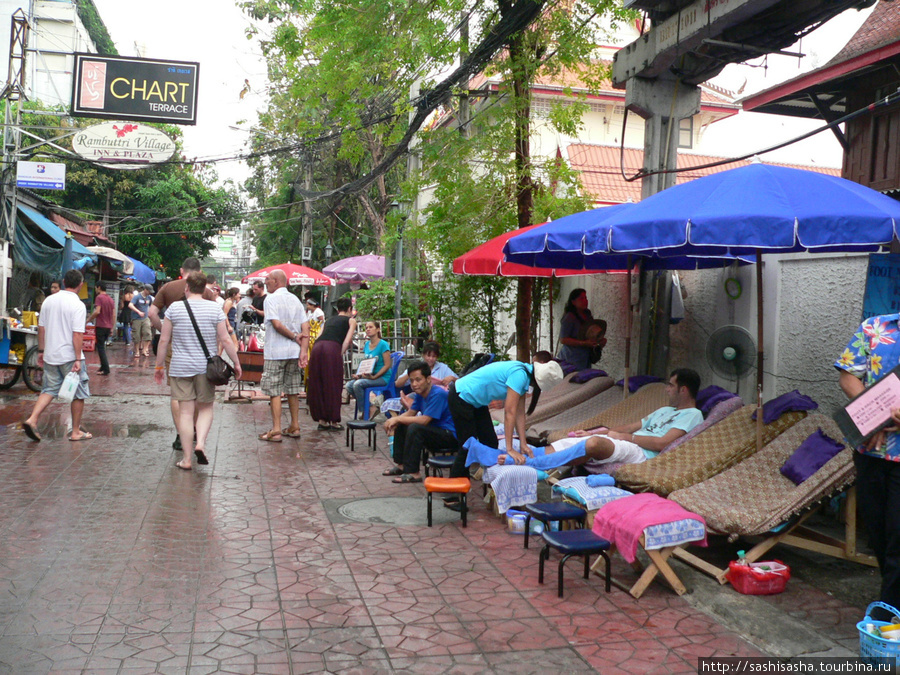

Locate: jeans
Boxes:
[95,327,111,373]
[345,376,387,418]
[393,423,458,474]
[854,451,900,609]
[448,383,498,478]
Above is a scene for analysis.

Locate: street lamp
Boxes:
[389,201,408,327]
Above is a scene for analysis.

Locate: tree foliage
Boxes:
[14,103,243,277]
[241,0,632,351]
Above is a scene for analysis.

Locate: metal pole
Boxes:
[393,224,403,325]
[756,249,764,452]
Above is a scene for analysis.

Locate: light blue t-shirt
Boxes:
[365,339,391,375]
[412,385,456,434]
[454,361,532,408]
[131,293,153,321]
[638,406,704,459]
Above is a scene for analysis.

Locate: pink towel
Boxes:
[591,493,707,563]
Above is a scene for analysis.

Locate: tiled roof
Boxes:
[825,1,900,67]
[566,144,841,204]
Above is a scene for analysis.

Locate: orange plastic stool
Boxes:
[424,477,471,527]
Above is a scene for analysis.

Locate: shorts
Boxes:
[260,358,302,397]
[42,360,90,399]
[132,318,151,341]
[169,374,215,403]
[551,435,647,465]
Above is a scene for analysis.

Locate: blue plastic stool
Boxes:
[425,453,457,477]
[523,502,587,549]
[539,529,612,598]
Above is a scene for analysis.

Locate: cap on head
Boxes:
[533,361,564,393]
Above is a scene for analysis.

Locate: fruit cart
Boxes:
[0,318,42,391]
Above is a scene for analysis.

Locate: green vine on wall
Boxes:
[75,0,118,56]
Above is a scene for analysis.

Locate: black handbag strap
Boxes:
[182,298,212,361]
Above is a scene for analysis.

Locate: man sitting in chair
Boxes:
[503,368,703,468]
[382,359,457,484]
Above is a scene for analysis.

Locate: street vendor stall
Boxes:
[0,317,41,391]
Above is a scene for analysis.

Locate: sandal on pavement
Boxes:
[382,467,404,476]
[175,460,192,470]
[194,450,209,465]
[316,424,330,431]
[392,474,422,484]
[68,431,93,441]
[330,423,344,431]
[22,421,41,442]
[282,427,301,438]
[258,431,283,443]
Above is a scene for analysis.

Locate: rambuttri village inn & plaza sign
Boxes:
[71,122,176,169]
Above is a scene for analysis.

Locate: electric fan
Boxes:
[705,325,756,393]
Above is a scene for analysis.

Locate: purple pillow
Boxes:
[700,391,737,417]
[751,390,818,425]
[553,359,579,376]
[615,374,663,393]
[780,429,845,485]
[696,385,734,411]
[571,368,608,384]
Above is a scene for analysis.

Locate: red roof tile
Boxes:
[566,144,840,204]
[826,1,900,67]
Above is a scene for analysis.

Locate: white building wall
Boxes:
[0,0,98,107]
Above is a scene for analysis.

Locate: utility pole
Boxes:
[0,9,29,315]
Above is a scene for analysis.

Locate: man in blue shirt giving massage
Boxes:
[521,367,703,469]
[382,359,458,484]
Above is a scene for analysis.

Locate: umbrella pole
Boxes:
[549,279,554,351]
[756,249,764,453]
[624,256,632,399]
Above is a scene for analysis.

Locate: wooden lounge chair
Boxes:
[545,382,669,443]
[491,373,615,427]
[668,413,876,582]
[615,404,808,497]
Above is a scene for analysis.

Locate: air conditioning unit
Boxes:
[302,247,312,261]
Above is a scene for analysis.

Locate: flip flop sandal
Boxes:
[68,432,93,441]
[317,424,331,431]
[330,423,344,431]
[194,450,209,465]
[175,461,192,471]
[22,421,41,442]
[392,474,422,484]
[258,431,283,443]
[282,428,302,438]
[382,467,404,476]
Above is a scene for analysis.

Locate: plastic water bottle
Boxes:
[736,549,747,566]
[388,435,394,460]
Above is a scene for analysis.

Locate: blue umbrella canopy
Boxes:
[504,202,751,270]
[598,163,900,256]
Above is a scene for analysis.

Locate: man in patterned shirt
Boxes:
[836,314,900,609]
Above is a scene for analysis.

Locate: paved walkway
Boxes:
[0,343,873,673]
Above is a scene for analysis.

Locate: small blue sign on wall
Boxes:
[16,161,65,190]
[862,254,900,320]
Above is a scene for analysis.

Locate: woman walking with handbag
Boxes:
[155,271,242,470]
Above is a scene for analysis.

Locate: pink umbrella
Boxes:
[323,254,386,283]
[242,263,335,286]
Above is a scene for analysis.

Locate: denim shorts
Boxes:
[42,360,90,399]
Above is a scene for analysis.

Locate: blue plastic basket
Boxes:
[858,602,900,661]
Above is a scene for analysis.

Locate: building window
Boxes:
[678,117,693,148]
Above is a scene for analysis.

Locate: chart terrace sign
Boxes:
[72,122,176,169]
[71,53,199,125]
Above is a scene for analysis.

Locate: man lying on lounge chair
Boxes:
[468,368,702,470]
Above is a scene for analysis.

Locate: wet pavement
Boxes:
[0,342,878,673]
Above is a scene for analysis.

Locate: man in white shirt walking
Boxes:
[22,269,92,442]
[258,270,309,442]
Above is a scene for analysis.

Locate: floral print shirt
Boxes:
[835,314,900,460]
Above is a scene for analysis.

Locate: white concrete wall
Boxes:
[553,254,869,415]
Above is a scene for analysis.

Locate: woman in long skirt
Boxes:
[308,297,356,430]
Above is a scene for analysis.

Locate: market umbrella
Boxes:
[323,254,386,283]
[88,246,135,275]
[453,222,611,360]
[243,263,335,287]
[125,257,157,285]
[509,164,900,447]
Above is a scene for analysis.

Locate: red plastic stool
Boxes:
[424,477,471,527]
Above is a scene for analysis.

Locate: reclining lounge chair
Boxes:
[615,404,808,497]
[668,413,876,582]
[491,373,615,427]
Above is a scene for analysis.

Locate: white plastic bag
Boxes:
[57,370,80,403]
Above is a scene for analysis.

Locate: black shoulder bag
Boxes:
[183,298,234,386]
